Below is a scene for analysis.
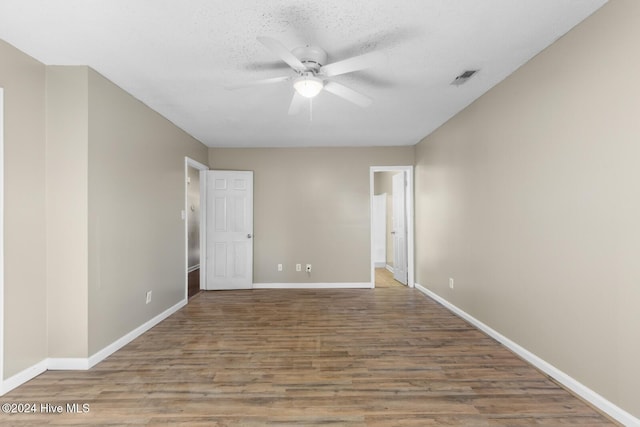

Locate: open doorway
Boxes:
[184,158,208,300]
[370,166,414,288]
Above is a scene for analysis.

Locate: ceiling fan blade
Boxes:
[243,60,290,72]
[225,76,291,90]
[257,36,307,73]
[288,91,306,115]
[323,81,372,108]
[319,51,384,77]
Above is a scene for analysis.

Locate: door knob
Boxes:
[247,233,253,239]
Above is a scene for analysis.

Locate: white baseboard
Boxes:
[414,283,640,427]
[48,358,90,370]
[85,299,187,369]
[385,264,394,273]
[0,359,48,396]
[1,299,188,396]
[253,282,373,289]
[374,262,386,268]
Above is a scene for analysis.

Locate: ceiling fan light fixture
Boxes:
[294,75,323,98]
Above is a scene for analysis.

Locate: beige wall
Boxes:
[87,69,207,354]
[0,40,48,378]
[415,0,639,417]
[209,147,414,283]
[46,66,89,358]
[1,38,208,376]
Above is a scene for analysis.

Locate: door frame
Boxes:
[184,157,208,301]
[0,88,5,391]
[369,166,414,288]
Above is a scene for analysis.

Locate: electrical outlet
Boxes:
[306,264,312,273]
[146,290,152,304]
[449,278,454,289]
[277,264,283,272]
[296,264,301,272]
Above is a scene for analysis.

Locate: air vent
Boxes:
[451,70,478,86]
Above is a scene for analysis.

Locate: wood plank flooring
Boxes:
[1,285,617,426]
[375,268,405,288]
[188,268,201,299]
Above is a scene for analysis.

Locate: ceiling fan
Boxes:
[227,37,384,115]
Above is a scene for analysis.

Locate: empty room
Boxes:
[0,0,638,425]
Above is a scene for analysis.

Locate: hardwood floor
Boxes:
[375,267,405,288]
[188,267,201,299]
[1,287,617,426]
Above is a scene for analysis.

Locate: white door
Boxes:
[392,172,408,285]
[205,171,253,290]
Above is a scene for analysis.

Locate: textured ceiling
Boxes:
[0,0,607,147]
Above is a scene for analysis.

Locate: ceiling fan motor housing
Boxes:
[291,46,327,72]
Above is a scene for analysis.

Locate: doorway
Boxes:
[370,166,414,288]
[184,158,208,300]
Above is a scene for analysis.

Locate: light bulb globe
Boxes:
[294,75,323,98]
